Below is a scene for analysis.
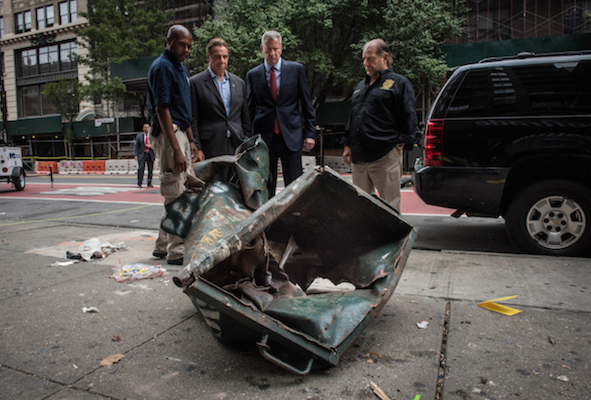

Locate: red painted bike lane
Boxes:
[0,183,163,204]
[1,182,453,215]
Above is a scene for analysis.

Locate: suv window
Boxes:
[516,61,591,115]
[446,60,591,118]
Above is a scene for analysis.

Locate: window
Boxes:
[15,11,32,34]
[0,17,4,38]
[39,45,59,73]
[446,61,591,118]
[19,49,38,76]
[514,61,591,115]
[59,1,77,25]
[16,42,77,77]
[18,83,60,118]
[36,5,55,29]
[16,42,78,117]
[60,42,77,70]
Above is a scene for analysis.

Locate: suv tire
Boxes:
[506,180,591,256]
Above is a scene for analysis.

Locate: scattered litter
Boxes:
[112,333,121,342]
[472,388,482,393]
[416,320,429,329]
[66,238,127,262]
[82,306,99,313]
[557,375,569,382]
[562,364,571,370]
[112,263,166,282]
[548,336,556,345]
[49,260,80,267]
[100,353,125,366]
[370,381,391,400]
[166,356,197,366]
[413,396,422,400]
[477,295,522,316]
[363,351,384,359]
[73,364,78,369]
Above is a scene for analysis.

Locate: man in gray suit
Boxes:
[190,38,251,182]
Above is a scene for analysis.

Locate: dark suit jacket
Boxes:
[134,133,155,162]
[189,70,251,158]
[246,60,316,152]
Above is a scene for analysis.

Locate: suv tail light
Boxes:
[423,119,443,167]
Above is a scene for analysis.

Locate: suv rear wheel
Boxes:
[506,180,591,256]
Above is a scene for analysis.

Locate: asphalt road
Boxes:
[0,173,522,255]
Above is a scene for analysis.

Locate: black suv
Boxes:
[413,52,591,256]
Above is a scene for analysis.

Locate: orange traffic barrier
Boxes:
[36,161,59,174]
[82,160,106,174]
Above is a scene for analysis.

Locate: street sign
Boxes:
[95,118,115,127]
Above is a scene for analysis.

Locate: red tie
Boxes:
[270,67,280,134]
[144,134,149,152]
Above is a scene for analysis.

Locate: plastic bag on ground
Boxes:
[112,263,166,282]
[66,238,127,261]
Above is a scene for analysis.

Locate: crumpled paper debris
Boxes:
[100,353,125,366]
[66,238,127,261]
[416,320,429,329]
[50,260,80,267]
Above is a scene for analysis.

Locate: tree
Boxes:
[190,0,464,107]
[43,79,85,158]
[76,0,172,115]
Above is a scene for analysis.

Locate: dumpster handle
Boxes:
[256,334,313,375]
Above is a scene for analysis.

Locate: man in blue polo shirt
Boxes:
[147,25,199,266]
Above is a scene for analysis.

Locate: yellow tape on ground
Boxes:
[477,295,522,316]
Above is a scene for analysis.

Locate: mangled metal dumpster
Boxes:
[170,135,417,375]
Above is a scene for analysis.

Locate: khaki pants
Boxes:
[149,129,191,260]
[352,146,403,211]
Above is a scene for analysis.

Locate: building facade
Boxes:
[0,0,91,158]
[0,0,212,160]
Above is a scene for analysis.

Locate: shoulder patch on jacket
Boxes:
[380,79,394,90]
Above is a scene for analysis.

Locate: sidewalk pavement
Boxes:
[0,221,590,400]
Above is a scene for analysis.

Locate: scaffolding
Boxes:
[453,0,591,44]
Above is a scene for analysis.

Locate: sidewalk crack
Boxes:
[435,300,450,400]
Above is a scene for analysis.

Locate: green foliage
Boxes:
[190,0,464,104]
[77,0,172,78]
[76,0,171,113]
[43,79,83,121]
[43,79,85,142]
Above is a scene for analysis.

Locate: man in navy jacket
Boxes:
[246,30,316,196]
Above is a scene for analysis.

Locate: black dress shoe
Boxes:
[167,257,184,265]
[137,184,142,188]
[147,184,154,187]
[152,251,167,259]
